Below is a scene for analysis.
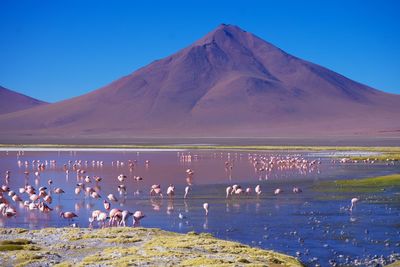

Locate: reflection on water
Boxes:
[0,149,399,266]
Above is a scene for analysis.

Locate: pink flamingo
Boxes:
[54,188,65,194]
[107,194,118,202]
[226,186,232,198]
[203,202,209,216]
[274,188,282,195]
[60,211,78,222]
[292,187,302,193]
[38,202,52,213]
[133,211,145,227]
[120,210,133,227]
[43,195,52,204]
[109,208,122,226]
[245,187,252,195]
[167,184,175,198]
[90,191,101,199]
[184,186,191,199]
[150,185,163,198]
[3,206,17,217]
[103,200,111,211]
[255,185,262,196]
[350,197,359,212]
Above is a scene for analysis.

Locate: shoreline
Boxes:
[1,143,400,153]
[1,135,400,147]
[0,227,303,266]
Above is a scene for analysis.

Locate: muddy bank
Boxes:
[0,227,303,266]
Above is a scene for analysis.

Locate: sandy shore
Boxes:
[0,227,303,266]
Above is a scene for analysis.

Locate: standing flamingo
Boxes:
[60,211,78,223]
[38,202,52,212]
[184,186,191,199]
[91,191,101,199]
[150,185,163,198]
[274,188,282,195]
[255,185,262,196]
[96,212,108,228]
[292,187,302,193]
[43,195,52,204]
[103,200,111,211]
[118,185,127,195]
[167,184,175,198]
[203,202,209,216]
[245,187,252,195]
[350,197,359,212]
[133,211,145,227]
[107,194,118,202]
[3,206,17,217]
[120,210,133,227]
[226,186,232,198]
[109,208,122,226]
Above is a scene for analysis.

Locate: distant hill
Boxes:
[0,24,399,142]
[0,86,47,114]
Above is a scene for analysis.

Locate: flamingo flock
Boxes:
[0,159,148,228]
[0,151,363,229]
[224,183,303,198]
[1,157,215,227]
[1,150,396,267]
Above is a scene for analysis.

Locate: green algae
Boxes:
[350,153,400,161]
[0,239,40,252]
[314,174,400,193]
[334,174,400,187]
[0,244,25,251]
[0,239,32,246]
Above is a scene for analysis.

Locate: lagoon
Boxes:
[1,149,399,266]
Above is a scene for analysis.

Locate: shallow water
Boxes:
[0,149,399,266]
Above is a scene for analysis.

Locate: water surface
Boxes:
[0,149,399,266]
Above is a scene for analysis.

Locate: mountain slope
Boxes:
[0,24,399,140]
[0,86,47,114]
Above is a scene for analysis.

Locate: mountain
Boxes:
[0,24,399,142]
[0,86,47,114]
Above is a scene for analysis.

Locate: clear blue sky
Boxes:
[1,0,399,102]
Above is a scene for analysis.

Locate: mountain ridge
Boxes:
[0,24,399,140]
[0,85,47,115]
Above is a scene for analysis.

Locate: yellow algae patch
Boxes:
[14,251,45,267]
[179,257,233,266]
[53,262,73,267]
[143,231,302,266]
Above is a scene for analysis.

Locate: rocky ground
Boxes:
[0,227,303,266]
